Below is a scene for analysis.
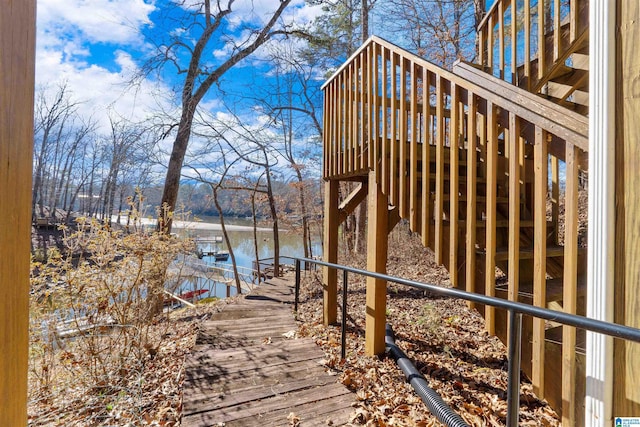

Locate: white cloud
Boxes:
[37,0,155,45]
[35,0,172,132]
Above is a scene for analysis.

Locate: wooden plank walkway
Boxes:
[182,276,355,426]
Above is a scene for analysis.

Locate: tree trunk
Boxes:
[354,202,367,253]
[264,166,280,277]
[251,188,261,283]
[294,169,310,259]
[158,101,195,233]
[212,184,242,294]
[361,0,369,43]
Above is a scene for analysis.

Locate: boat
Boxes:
[179,289,208,300]
[195,248,229,261]
[164,288,209,307]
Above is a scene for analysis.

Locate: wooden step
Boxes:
[431,194,509,204]
[545,325,586,355]
[441,218,535,228]
[419,172,486,183]
[495,275,586,304]
[479,245,566,261]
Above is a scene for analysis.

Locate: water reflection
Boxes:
[169,218,321,300]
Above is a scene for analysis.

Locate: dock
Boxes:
[181,276,355,426]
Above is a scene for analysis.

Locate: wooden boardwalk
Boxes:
[182,276,355,426]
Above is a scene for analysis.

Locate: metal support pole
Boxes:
[506,310,523,427]
[341,269,348,360]
[294,259,301,313]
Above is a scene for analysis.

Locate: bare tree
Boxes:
[254,41,324,259]
[32,84,80,219]
[140,0,300,232]
[99,117,147,226]
[379,0,478,68]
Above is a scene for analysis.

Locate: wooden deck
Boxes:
[182,276,355,426]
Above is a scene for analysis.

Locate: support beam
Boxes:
[365,171,388,356]
[387,206,401,234]
[338,181,368,223]
[0,2,36,424]
[323,179,339,325]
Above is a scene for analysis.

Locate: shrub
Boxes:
[29,214,194,422]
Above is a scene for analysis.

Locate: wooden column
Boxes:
[0,1,36,425]
[365,171,388,356]
[323,179,339,325]
[614,0,640,418]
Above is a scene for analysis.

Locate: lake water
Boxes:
[169,217,321,300]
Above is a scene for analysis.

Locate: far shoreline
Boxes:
[132,216,274,233]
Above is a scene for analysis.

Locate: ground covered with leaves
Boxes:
[28,297,247,426]
[295,224,561,427]
[29,220,561,426]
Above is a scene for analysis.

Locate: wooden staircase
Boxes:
[321,2,589,424]
[477,0,590,114]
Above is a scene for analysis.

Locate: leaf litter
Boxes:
[295,224,561,427]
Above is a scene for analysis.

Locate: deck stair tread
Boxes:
[182,275,354,426]
[496,276,587,303]
[544,325,587,355]
[480,245,570,261]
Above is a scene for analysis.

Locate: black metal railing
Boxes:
[292,257,640,427]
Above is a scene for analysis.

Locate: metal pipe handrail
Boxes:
[294,257,640,342]
[292,256,640,427]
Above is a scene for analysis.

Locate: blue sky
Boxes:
[35,0,323,133]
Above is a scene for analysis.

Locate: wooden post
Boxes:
[614,0,640,419]
[532,126,548,398]
[323,179,339,325]
[0,1,36,424]
[365,171,388,356]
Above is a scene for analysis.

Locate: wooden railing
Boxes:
[322,35,589,425]
[476,0,588,92]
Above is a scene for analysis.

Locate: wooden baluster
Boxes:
[485,101,498,335]
[435,75,445,265]
[532,126,548,398]
[508,113,521,306]
[553,0,561,62]
[488,14,495,76]
[410,61,419,231]
[421,68,431,247]
[479,28,485,68]
[346,63,353,174]
[338,73,344,176]
[359,51,366,171]
[466,92,477,306]
[372,44,380,180]
[562,143,579,426]
[331,81,338,177]
[368,45,374,170]
[524,0,531,90]
[511,0,517,85]
[352,59,359,173]
[323,84,329,178]
[538,0,546,82]
[570,0,577,43]
[390,53,398,205]
[551,154,560,244]
[381,47,389,194]
[399,57,408,217]
[499,5,505,80]
[450,83,460,287]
